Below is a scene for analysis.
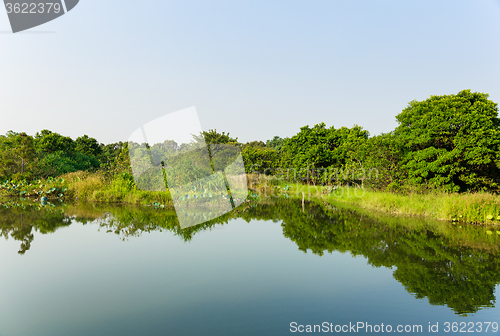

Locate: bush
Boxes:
[34,151,100,178]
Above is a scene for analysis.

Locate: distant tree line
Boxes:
[1,89,499,193]
[0,129,130,180]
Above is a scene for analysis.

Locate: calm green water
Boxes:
[1,199,499,335]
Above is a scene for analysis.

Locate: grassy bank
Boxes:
[64,171,172,205]
[252,178,500,226]
[2,171,500,226]
[0,171,172,206]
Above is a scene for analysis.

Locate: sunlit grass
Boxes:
[249,177,500,225]
[3,170,499,226]
[62,171,173,205]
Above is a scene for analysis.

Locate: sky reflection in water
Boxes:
[0,199,499,335]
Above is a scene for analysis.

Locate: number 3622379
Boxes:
[5,3,62,14]
[444,322,498,333]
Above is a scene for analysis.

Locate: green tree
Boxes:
[280,123,369,184]
[11,132,36,177]
[242,146,280,173]
[115,142,131,171]
[75,135,102,157]
[281,123,333,173]
[33,151,100,177]
[98,142,129,169]
[34,129,75,153]
[0,133,17,179]
[198,129,239,145]
[395,90,500,192]
[0,131,36,179]
[357,132,406,190]
[266,136,286,151]
[243,140,266,149]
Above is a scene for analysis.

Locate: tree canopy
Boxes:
[395,90,500,192]
[1,89,499,193]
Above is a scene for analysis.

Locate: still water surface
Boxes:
[0,199,499,335]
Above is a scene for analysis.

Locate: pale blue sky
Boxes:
[1,0,500,144]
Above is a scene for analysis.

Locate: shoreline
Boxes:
[250,180,500,226]
[2,172,500,227]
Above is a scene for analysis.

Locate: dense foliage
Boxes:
[0,130,129,181]
[240,89,500,192]
[1,90,499,193]
[394,90,500,192]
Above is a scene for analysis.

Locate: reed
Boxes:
[251,178,500,225]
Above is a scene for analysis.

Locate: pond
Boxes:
[1,198,499,335]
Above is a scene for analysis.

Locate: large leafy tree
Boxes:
[34,129,75,153]
[242,146,280,173]
[395,90,500,192]
[280,123,369,183]
[29,130,102,178]
[266,136,286,151]
[191,129,240,166]
[33,151,100,177]
[357,132,406,190]
[98,141,130,170]
[0,131,36,179]
[198,129,239,145]
[11,132,36,175]
[281,123,334,171]
[75,135,102,157]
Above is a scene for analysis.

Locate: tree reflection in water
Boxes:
[1,198,499,315]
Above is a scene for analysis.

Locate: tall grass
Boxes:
[62,171,173,205]
[327,188,500,224]
[250,177,500,225]
[4,170,499,226]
